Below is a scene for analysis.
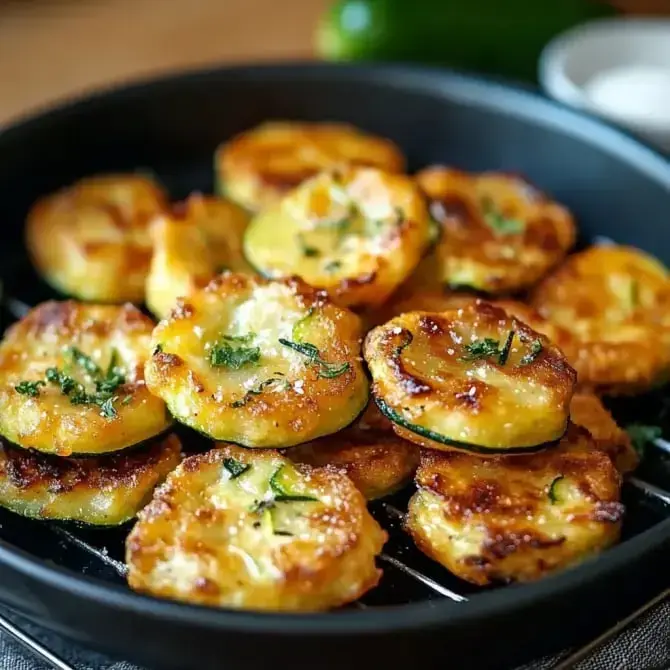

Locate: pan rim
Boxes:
[1,60,669,635]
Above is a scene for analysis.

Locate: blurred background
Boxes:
[1,0,669,131]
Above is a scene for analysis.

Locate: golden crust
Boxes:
[415,167,576,293]
[216,121,406,212]
[0,301,171,456]
[146,194,253,319]
[126,444,386,611]
[406,424,623,585]
[25,174,168,303]
[243,167,431,309]
[364,299,576,453]
[0,433,181,526]
[531,245,670,395]
[569,392,638,475]
[288,403,419,500]
[144,273,369,448]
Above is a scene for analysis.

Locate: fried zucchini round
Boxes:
[0,301,171,456]
[144,273,369,448]
[415,167,576,294]
[126,444,386,611]
[26,174,168,303]
[570,392,638,475]
[0,433,181,526]
[364,300,576,454]
[288,403,420,500]
[216,121,406,212]
[243,167,430,309]
[146,194,253,319]
[531,245,670,395]
[406,424,623,585]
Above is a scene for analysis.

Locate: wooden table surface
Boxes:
[1,0,666,128]
[0,0,328,126]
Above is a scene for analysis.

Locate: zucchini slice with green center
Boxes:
[0,301,172,456]
[363,299,576,454]
[531,245,670,395]
[144,273,369,448]
[126,444,386,611]
[416,166,576,294]
[405,423,623,586]
[0,433,181,526]
[146,194,252,319]
[288,402,419,500]
[243,167,431,309]
[215,121,406,212]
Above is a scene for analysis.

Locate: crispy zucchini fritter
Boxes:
[531,245,670,395]
[288,403,419,500]
[416,167,576,294]
[0,301,171,456]
[364,300,576,454]
[216,121,405,212]
[0,433,181,526]
[243,167,431,309]
[126,445,386,611]
[570,392,638,474]
[144,273,369,448]
[26,174,168,303]
[146,194,252,319]
[406,424,623,585]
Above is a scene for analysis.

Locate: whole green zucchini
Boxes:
[316,0,618,82]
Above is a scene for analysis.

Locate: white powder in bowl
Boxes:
[583,64,670,129]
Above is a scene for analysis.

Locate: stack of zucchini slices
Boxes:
[16,119,669,607]
[0,301,179,526]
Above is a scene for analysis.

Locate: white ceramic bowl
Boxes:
[539,18,670,151]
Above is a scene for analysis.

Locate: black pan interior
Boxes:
[0,63,669,670]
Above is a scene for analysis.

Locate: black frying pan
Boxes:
[0,62,669,670]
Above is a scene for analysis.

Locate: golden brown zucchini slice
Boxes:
[243,167,430,309]
[415,167,576,294]
[215,121,406,212]
[406,424,623,585]
[146,194,252,319]
[126,444,386,611]
[144,273,369,448]
[569,392,638,475]
[26,174,168,303]
[531,245,670,395]
[0,301,171,456]
[0,433,181,526]
[364,299,576,454]
[288,403,419,500]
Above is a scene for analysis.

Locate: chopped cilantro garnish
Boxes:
[278,338,350,378]
[460,338,502,362]
[14,380,45,397]
[519,339,543,366]
[297,234,321,258]
[482,197,524,236]
[230,377,287,408]
[209,333,260,370]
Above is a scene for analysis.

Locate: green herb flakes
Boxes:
[482,197,524,236]
[209,333,260,370]
[278,338,350,378]
[14,380,45,397]
[519,339,543,366]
